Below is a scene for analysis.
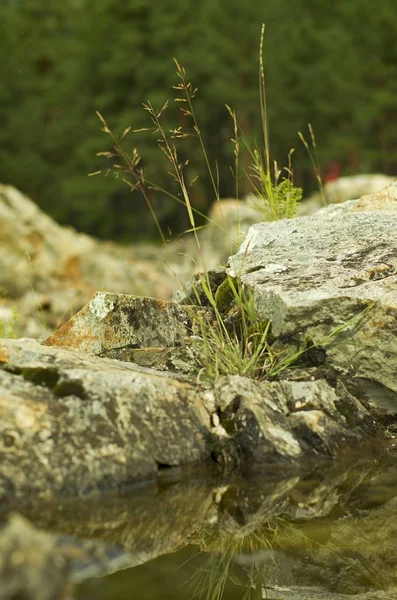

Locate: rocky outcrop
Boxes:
[0,338,212,498]
[228,183,397,416]
[0,184,175,338]
[0,330,378,501]
[4,184,397,497]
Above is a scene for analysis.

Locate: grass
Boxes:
[0,305,17,339]
[93,25,364,384]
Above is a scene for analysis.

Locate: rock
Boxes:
[213,376,372,466]
[0,186,266,339]
[0,184,173,300]
[0,334,378,499]
[0,184,174,338]
[227,204,397,415]
[0,338,210,498]
[297,174,394,216]
[43,292,195,372]
[312,180,397,217]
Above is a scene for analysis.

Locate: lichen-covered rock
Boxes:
[0,335,379,500]
[212,376,373,466]
[227,207,397,414]
[43,292,195,371]
[0,338,210,498]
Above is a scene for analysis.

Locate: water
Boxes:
[2,446,397,600]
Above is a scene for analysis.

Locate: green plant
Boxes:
[245,25,302,221]
[187,275,373,383]
[0,305,18,339]
[298,123,327,207]
[94,27,369,384]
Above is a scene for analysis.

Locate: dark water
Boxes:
[4,447,397,600]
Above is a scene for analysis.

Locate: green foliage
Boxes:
[1,0,397,241]
[97,52,374,384]
[249,150,303,221]
[0,306,18,339]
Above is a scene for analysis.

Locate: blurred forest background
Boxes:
[1,0,397,242]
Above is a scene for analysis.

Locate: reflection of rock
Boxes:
[0,514,71,600]
[0,452,394,598]
[6,477,214,574]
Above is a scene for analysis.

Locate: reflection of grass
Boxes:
[189,519,285,600]
[188,513,390,600]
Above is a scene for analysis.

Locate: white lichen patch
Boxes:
[262,263,287,274]
[268,426,302,457]
[89,293,114,319]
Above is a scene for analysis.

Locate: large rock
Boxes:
[0,338,210,498]
[0,184,173,300]
[228,192,397,414]
[0,335,376,499]
[0,184,174,337]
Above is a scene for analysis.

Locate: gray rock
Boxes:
[227,208,397,414]
[43,292,195,372]
[213,376,372,466]
[0,338,210,498]
[297,174,394,216]
[0,334,376,499]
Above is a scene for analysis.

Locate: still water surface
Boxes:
[9,448,397,600]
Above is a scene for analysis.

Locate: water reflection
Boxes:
[2,448,397,600]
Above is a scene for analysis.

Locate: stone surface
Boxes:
[212,376,374,466]
[0,338,210,498]
[43,292,195,372]
[0,336,377,499]
[297,174,394,216]
[0,184,174,338]
[227,206,397,414]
